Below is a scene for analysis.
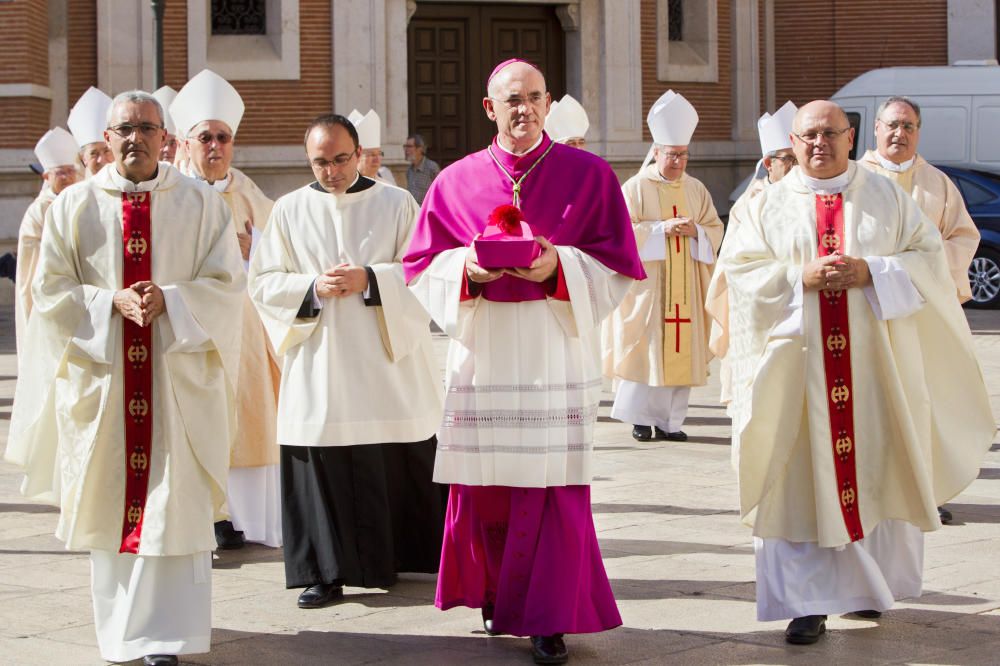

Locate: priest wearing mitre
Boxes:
[712,100,994,645]
[16,127,81,351]
[171,68,282,550]
[67,86,114,176]
[603,90,723,443]
[349,108,398,185]
[544,93,589,149]
[152,85,180,164]
[249,114,445,610]
[5,91,245,666]
[403,58,645,665]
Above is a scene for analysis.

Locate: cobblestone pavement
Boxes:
[2,307,1000,665]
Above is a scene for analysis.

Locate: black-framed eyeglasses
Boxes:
[772,154,797,165]
[313,153,356,168]
[489,92,547,109]
[108,123,164,138]
[792,127,851,144]
[192,131,233,145]
[661,151,689,162]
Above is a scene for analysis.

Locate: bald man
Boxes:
[710,100,993,645]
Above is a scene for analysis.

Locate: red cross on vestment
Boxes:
[664,303,691,354]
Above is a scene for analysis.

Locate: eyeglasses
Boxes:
[108,123,164,138]
[192,131,233,145]
[661,152,689,162]
[772,155,797,164]
[792,127,851,144]
[878,120,919,133]
[312,153,356,168]
[490,92,547,109]
[363,150,383,158]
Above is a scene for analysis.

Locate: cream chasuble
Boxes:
[249,182,443,447]
[15,187,57,353]
[219,166,280,468]
[859,150,979,302]
[714,164,994,548]
[6,164,245,556]
[603,166,723,387]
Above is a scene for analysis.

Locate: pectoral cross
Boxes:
[664,303,691,353]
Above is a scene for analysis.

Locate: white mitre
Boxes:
[545,94,589,142]
[170,69,245,138]
[352,110,383,149]
[67,87,112,148]
[758,100,797,156]
[647,90,698,146]
[152,85,179,135]
[34,127,80,171]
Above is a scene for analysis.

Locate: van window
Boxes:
[957,178,996,206]
[845,112,861,160]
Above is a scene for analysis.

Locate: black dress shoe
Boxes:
[143,656,178,666]
[214,520,245,550]
[631,425,653,442]
[297,583,344,608]
[482,603,504,636]
[785,615,827,644]
[853,609,882,619]
[938,506,953,524]
[656,428,687,441]
[530,634,568,664]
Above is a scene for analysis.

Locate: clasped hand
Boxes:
[802,253,871,291]
[315,264,368,298]
[465,236,558,284]
[663,216,697,238]
[114,281,165,327]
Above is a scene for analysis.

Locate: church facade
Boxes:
[0,0,996,299]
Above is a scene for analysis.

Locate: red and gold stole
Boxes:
[816,194,863,542]
[656,186,694,385]
[120,191,153,553]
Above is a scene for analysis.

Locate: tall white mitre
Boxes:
[545,94,589,142]
[169,69,245,138]
[152,85,179,136]
[66,86,112,148]
[757,100,797,156]
[34,127,79,171]
[647,89,699,146]
[351,109,383,149]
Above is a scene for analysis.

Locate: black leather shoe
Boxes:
[482,603,504,636]
[631,425,653,442]
[214,520,245,550]
[853,609,882,619]
[785,615,827,644]
[530,634,568,664]
[656,428,687,441]
[938,506,953,524]
[297,583,344,608]
[143,656,178,666]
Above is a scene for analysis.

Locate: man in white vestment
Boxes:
[249,114,445,609]
[16,127,81,351]
[5,91,245,666]
[712,100,994,645]
[171,69,283,549]
[731,101,799,216]
[349,108,398,185]
[604,90,723,443]
[544,94,589,149]
[858,96,981,525]
[67,86,114,176]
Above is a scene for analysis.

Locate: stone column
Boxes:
[96,0,154,93]
[730,0,760,141]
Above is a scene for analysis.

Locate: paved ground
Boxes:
[2,306,1000,665]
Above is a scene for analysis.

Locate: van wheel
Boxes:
[968,248,1000,309]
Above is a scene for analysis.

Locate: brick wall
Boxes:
[640,0,733,142]
[0,0,50,147]
[66,0,98,104]
[162,0,332,145]
[773,0,949,105]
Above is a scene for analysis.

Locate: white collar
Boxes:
[799,168,850,195]
[107,165,166,193]
[495,133,544,156]
[875,151,915,173]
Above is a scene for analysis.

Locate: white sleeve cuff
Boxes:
[162,285,213,352]
[862,256,925,321]
[689,223,716,265]
[312,278,324,310]
[771,276,804,337]
[68,287,116,363]
[639,221,667,261]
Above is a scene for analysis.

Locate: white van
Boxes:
[832,64,1000,170]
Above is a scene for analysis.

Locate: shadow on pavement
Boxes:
[591,503,738,516]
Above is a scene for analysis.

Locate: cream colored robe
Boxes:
[859,150,979,302]
[249,182,442,447]
[220,167,281,468]
[603,167,724,387]
[5,164,245,556]
[15,187,57,353]
[715,164,994,548]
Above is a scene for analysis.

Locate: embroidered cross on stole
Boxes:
[815,193,863,542]
[120,191,154,554]
[656,186,694,385]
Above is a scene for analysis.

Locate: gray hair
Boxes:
[106,90,164,127]
[407,133,426,149]
[877,96,921,127]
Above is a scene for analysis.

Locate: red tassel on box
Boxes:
[489,204,524,234]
